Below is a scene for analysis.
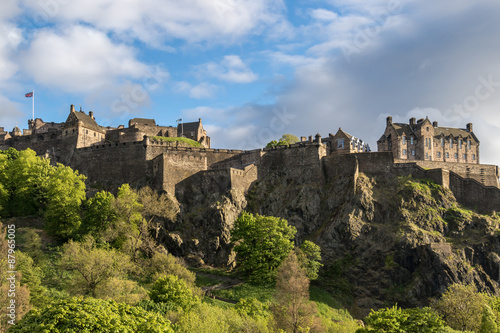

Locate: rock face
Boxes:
[162,155,500,314]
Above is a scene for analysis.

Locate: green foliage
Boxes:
[8,296,174,333]
[175,302,271,333]
[212,282,276,303]
[150,136,202,147]
[16,251,47,307]
[433,283,486,332]
[231,212,296,283]
[266,134,299,148]
[146,251,196,287]
[297,240,323,280]
[58,236,134,297]
[479,305,498,333]
[80,190,117,239]
[235,298,269,318]
[44,164,86,239]
[357,306,445,333]
[149,275,200,311]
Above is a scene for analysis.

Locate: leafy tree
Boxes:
[235,298,269,318]
[4,149,52,217]
[8,297,174,333]
[44,163,86,239]
[146,251,196,287]
[80,190,117,239]
[149,274,200,311]
[58,236,134,297]
[271,251,322,333]
[297,240,323,280]
[16,251,47,308]
[479,305,498,333]
[433,283,486,332]
[231,212,296,282]
[357,306,446,333]
[266,134,299,148]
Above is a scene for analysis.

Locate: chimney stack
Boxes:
[433,121,438,127]
[89,111,94,120]
[386,116,393,126]
[466,123,473,132]
[70,104,75,113]
[300,136,307,142]
[409,117,416,126]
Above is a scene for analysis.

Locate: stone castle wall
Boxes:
[394,159,499,187]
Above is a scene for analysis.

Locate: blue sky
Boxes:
[1,0,500,165]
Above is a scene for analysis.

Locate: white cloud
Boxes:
[21,25,150,92]
[198,55,258,83]
[174,82,218,99]
[25,0,288,48]
[0,95,24,129]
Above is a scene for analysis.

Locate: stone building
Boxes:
[323,128,370,154]
[178,119,210,148]
[377,116,480,164]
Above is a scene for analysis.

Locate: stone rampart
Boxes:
[449,172,500,214]
[395,159,499,187]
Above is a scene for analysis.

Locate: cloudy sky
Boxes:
[2,0,500,165]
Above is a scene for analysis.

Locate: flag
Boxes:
[176,118,182,122]
[25,92,33,98]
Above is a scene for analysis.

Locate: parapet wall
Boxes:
[394,159,499,187]
[448,172,500,213]
[71,141,148,190]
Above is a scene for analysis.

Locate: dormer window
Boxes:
[410,137,414,145]
[467,140,471,149]
[449,138,453,148]
[402,136,406,144]
[458,139,462,149]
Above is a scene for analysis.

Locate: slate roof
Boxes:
[178,121,201,133]
[129,118,156,127]
[434,127,479,143]
[67,111,104,132]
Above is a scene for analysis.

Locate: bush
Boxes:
[8,297,173,332]
[149,275,200,311]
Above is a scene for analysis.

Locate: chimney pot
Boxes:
[466,123,473,132]
[70,104,75,113]
[386,116,393,126]
[409,117,416,125]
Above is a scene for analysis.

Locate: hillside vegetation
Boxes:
[2,147,500,332]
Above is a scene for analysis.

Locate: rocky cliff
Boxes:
[161,158,500,314]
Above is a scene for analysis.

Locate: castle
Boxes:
[1,107,499,213]
[378,116,480,163]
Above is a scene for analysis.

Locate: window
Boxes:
[411,150,415,156]
[86,130,88,134]
[468,140,471,149]
[463,154,466,160]
[441,138,444,147]
[337,139,344,149]
[454,153,458,159]
[446,152,449,158]
[472,154,476,160]
[410,137,414,145]
[449,138,453,148]
[426,127,429,132]
[402,136,406,144]
[437,152,441,158]
[94,132,96,137]
[403,149,407,155]
[459,139,462,149]
[425,153,428,159]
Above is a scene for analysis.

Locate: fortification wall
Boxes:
[71,142,148,190]
[157,151,208,194]
[210,149,263,169]
[395,159,499,187]
[449,172,500,214]
[230,164,258,194]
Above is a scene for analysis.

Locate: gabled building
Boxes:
[324,128,370,154]
[377,116,480,163]
[178,118,210,148]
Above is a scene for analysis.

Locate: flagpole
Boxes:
[32,90,34,121]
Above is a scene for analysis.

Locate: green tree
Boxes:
[357,306,445,333]
[80,190,117,239]
[8,297,174,333]
[271,251,322,333]
[44,164,86,239]
[58,236,134,297]
[146,251,196,287]
[479,305,498,333]
[231,212,297,282]
[433,283,486,332]
[265,134,299,148]
[297,241,323,280]
[149,274,200,311]
[4,149,52,217]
